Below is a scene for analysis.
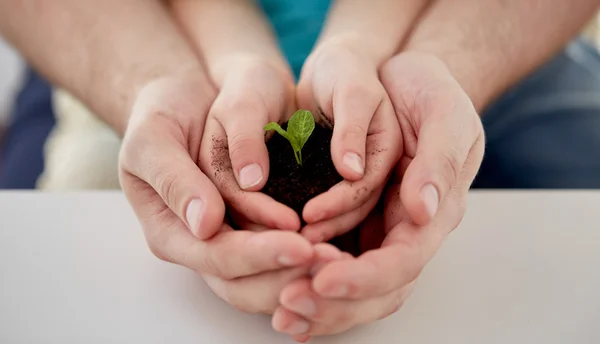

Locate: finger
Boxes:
[278,279,410,336]
[203,265,310,315]
[312,178,472,300]
[303,100,401,223]
[400,110,483,225]
[201,118,301,231]
[272,307,310,336]
[328,79,384,180]
[121,182,313,279]
[384,69,484,225]
[120,114,225,240]
[309,243,346,276]
[210,78,278,192]
[302,186,382,244]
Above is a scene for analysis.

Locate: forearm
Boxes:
[404,0,600,111]
[317,0,431,65]
[0,0,206,135]
[170,0,292,85]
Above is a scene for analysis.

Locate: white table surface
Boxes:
[0,191,599,343]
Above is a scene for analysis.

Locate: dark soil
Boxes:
[263,122,362,256]
[263,123,342,216]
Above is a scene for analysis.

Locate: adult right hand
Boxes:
[119,70,315,314]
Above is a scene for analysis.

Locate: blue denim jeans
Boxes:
[1,6,600,189]
[473,39,600,188]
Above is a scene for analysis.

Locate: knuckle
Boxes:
[147,239,169,262]
[378,297,404,320]
[338,81,381,106]
[214,93,264,120]
[153,170,180,210]
[341,123,368,142]
[438,147,462,187]
[447,194,468,231]
[333,308,356,327]
[469,112,485,138]
[201,248,227,279]
[228,133,259,162]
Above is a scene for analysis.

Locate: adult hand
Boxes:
[272,52,485,338]
[296,38,402,242]
[119,70,315,314]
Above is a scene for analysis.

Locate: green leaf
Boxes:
[264,110,315,166]
[263,122,291,141]
[287,110,315,151]
[264,121,301,162]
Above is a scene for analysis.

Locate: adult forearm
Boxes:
[0,0,205,135]
[318,0,431,65]
[403,0,600,111]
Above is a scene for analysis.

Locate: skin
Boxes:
[297,0,430,242]
[0,0,317,315]
[2,0,599,341]
[274,0,600,341]
[0,0,201,135]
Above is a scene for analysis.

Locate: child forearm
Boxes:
[170,0,292,85]
[316,0,431,65]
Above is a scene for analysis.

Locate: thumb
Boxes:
[121,121,226,240]
[399,95,483,226]
[217,109,270,192]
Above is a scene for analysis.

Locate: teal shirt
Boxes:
[257,0,331,79]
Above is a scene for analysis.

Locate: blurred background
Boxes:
[0,13,599,189]
[0,38,22,131]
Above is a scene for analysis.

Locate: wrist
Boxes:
[85,57,209,136]
[315,32,397,68]
[402,41,497,112]
[209,52,294,88]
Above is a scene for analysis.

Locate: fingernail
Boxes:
[293,334,311,343]
[420,184,439,219]
[287,297,317,316]
[239,163,263,189]
[287,320,310,335]
[343,152,364,176]
[326,284,348,298]
[186,198,206,236]
[277,254,303,267]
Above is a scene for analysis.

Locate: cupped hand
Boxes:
[198,54,302,231]
[296,38,402,243]
[273,52,485,338]
[119,70,316,314]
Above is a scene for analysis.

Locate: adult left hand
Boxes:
[272,52,485,340]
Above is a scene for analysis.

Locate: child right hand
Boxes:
[172,0,302,231]
[198,54,301,231]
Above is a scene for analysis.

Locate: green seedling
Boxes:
[264,109,315,166]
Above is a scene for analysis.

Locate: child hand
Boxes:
[197,54,302,230]
[171,0,305,231]
[296,38,402,243]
